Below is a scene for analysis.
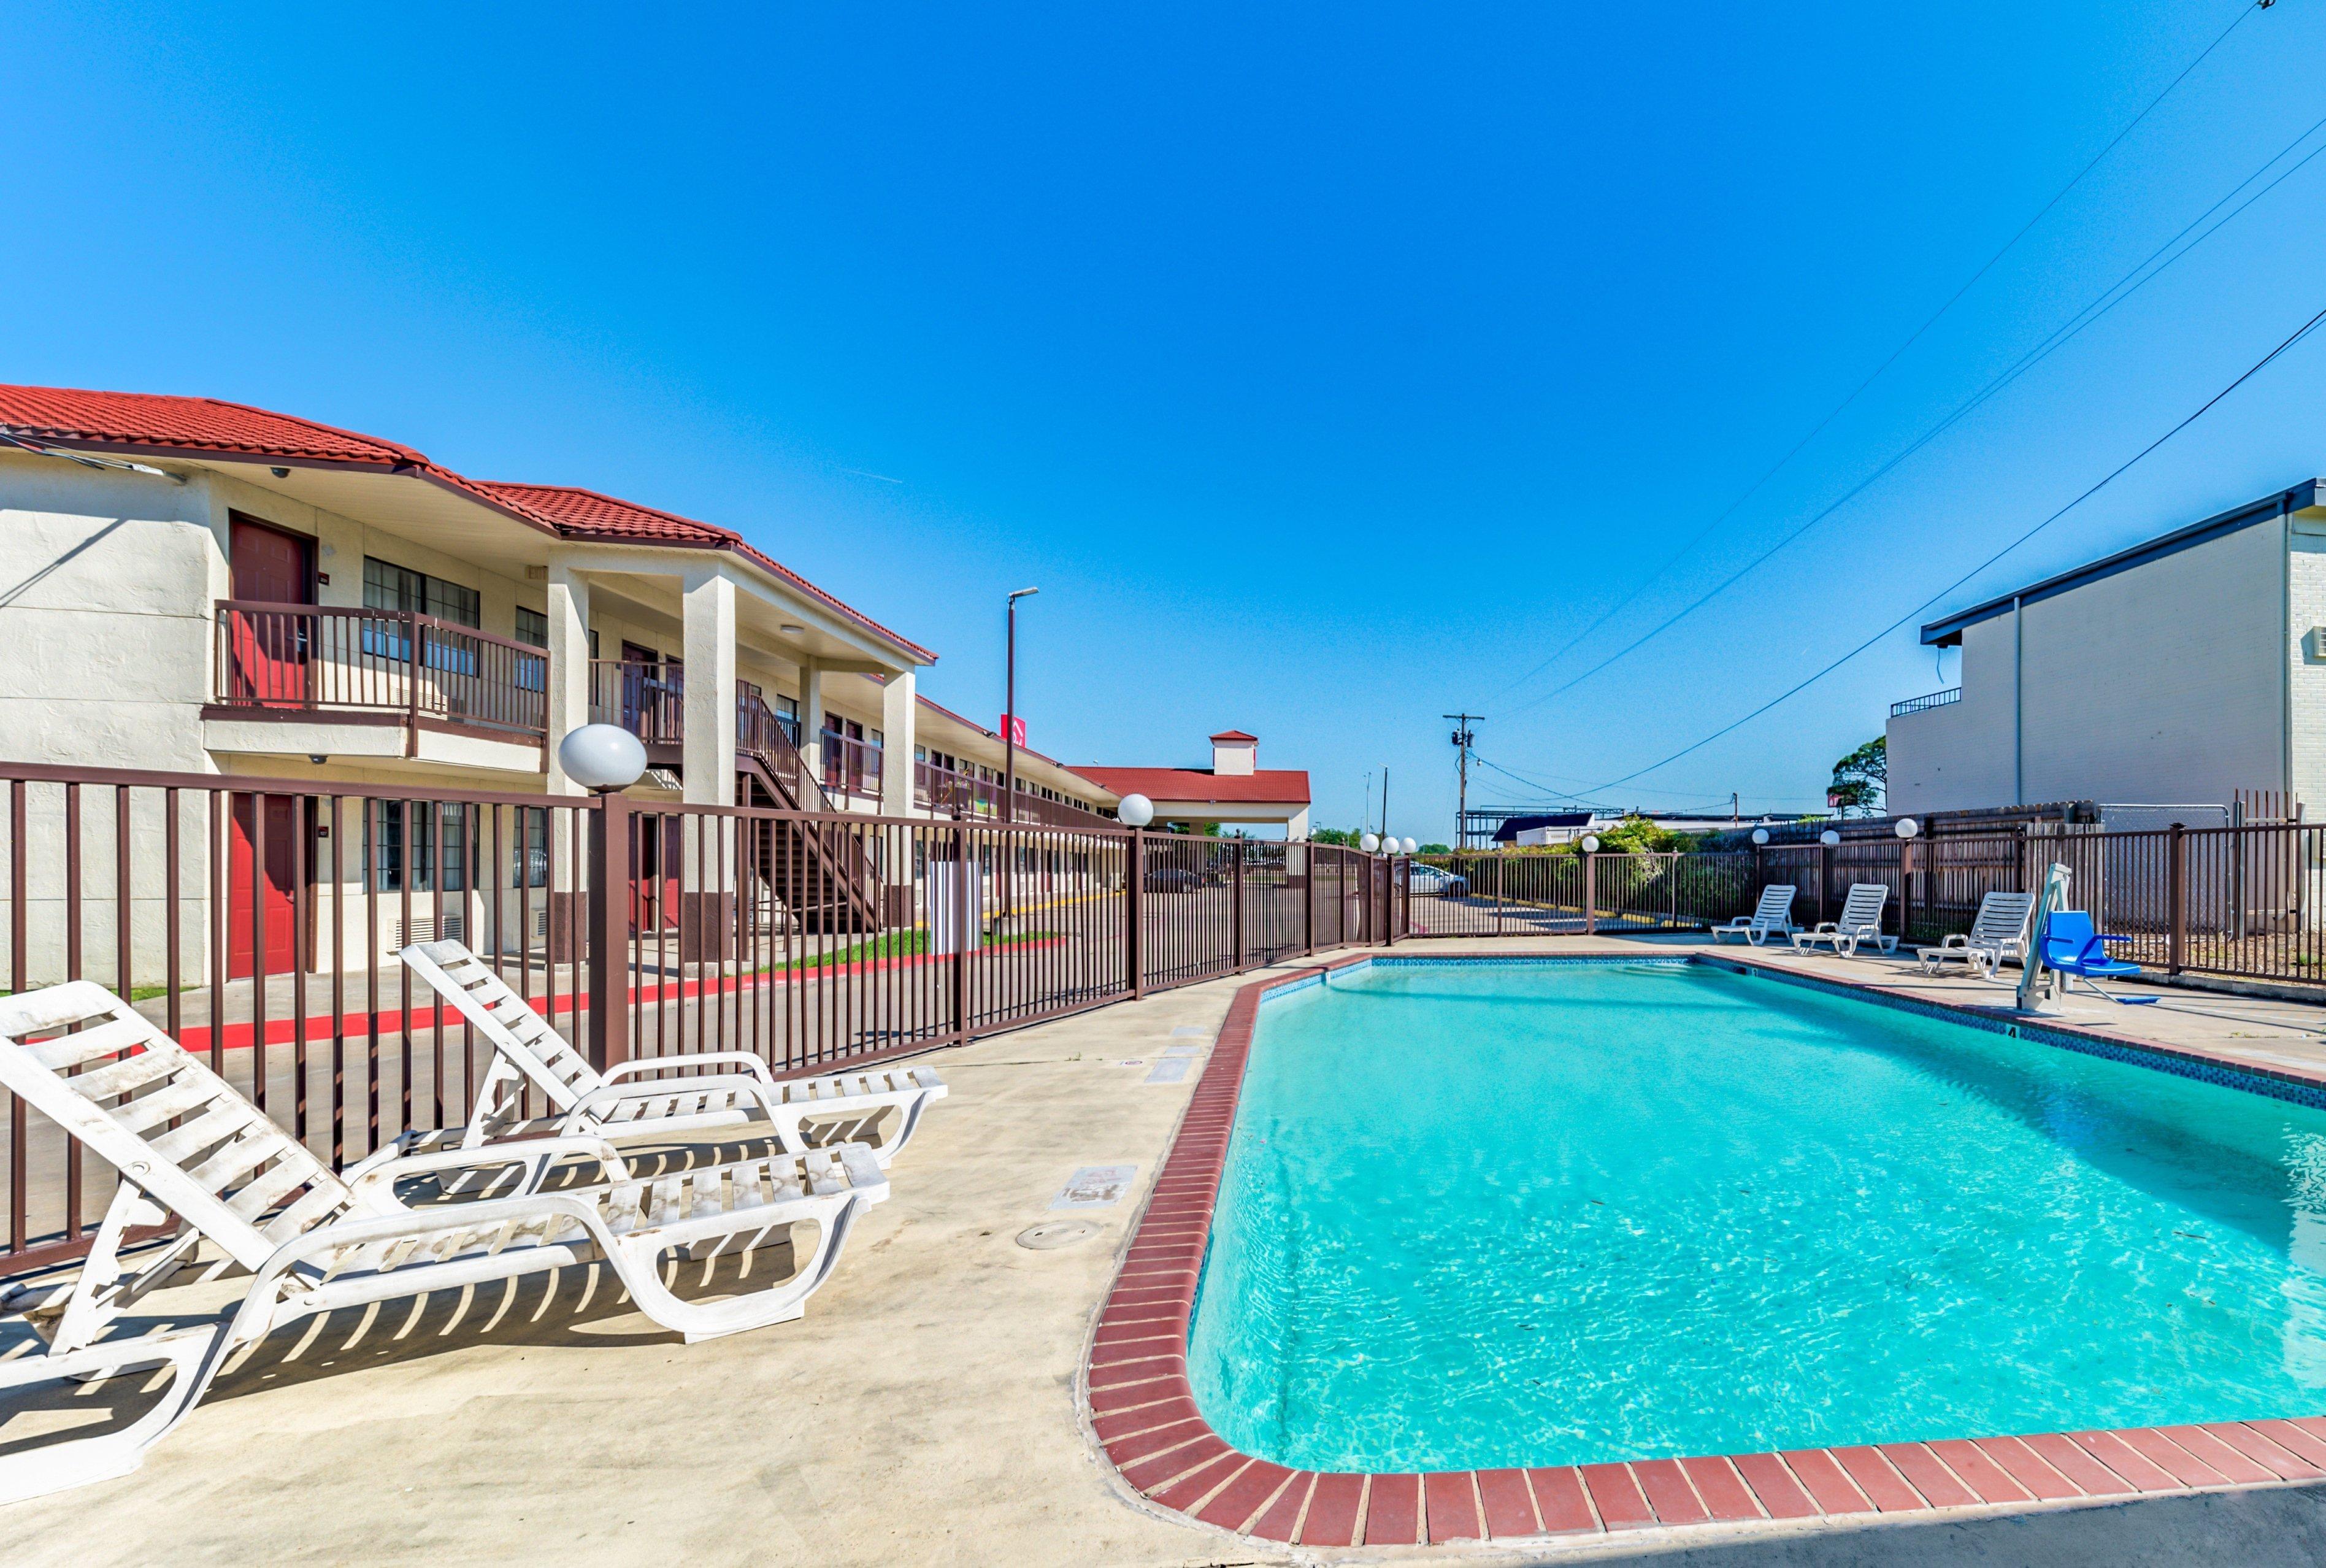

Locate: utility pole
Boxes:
[1381,767,1391,841]
[1445,713,1481,848]
[1730,791,1739,826]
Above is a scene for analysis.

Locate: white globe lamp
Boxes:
[1117,793,1154,829]
[1401,837,1418,855]
[1820,829,1841,847]
[1361,832,1381,853]
[1579,834,1601,853]
[1750,828,1770,846]
[1895,817,1921,840]
[558,724,647,794]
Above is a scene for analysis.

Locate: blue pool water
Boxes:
[1187,959,2326,1472]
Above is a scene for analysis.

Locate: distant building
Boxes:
[1499,809,1790,846]
[1888,480,2326,817]
[1082,730,1312,838]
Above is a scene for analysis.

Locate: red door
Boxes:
[228,795,303,980]
[227,516,315,706]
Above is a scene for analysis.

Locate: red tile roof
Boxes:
[1077,766,1311,805]
[1208,729,1259,743]
[0,383,933,663]
[0,385,422,465]
[473,482,933,661]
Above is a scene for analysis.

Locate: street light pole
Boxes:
[1004,586,1038,823]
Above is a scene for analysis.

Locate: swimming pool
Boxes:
[1186,958,2326,1474]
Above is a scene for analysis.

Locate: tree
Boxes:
[1828,736,1887,818]
[1418,842,1451,855]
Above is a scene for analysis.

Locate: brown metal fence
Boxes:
[0,761,1409,1275]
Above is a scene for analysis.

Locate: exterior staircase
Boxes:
[735,689,887,932]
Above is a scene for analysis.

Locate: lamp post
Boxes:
[1004,586,1039,824]
[557,724,647,1074]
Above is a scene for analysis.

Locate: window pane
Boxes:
[514,606,548,648]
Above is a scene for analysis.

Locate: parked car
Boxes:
[1144,866,1207,893]
[1408,863,1468,896]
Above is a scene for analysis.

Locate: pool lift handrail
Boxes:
[2016,862,2074,1015]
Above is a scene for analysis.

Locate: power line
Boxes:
[1489,0,2263,705]
[1576,296,2326,794]
[1500,94,2326,724]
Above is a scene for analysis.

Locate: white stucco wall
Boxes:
[2286,520,2326,813]
[1890,518,2287,814]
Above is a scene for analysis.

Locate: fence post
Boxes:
[1232,843,1247,970]
[1818,841,1833,926]
[1495,853,1505,936]
[1583,851,1597,937]
[1899,837,1915,948]
[952,823,973,1039]
[585,790,630,1074]
[1128,828,1147,999]
[1301,839,1314,956]
[1670,852,1681,929]
[2168,821,2187,976]
[403,611,423,758]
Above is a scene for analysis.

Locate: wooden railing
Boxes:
[213,602,546,739]
[586,659,685,746]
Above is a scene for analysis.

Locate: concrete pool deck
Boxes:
[9,934,2326,1565]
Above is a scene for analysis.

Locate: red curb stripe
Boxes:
[1423,1471,1480,1542]
[2218,1423,2324,1481]
[1830,1446,1923,1512]
[1876,1443,1978,1508]
[1681,1455,1764,1521]
[1122,1435,1230,1493]
[1476,1467,1540,1537]
[1248,1471,1313,1542]
[1104,1421,1208,1466]
[1633,1457,1708,1523]
[1527,1467,1600,1533]
[1299,1474,1366,1547]
[1580,1463,1655,1529]
[1092,1399,1199,1441]
[1365,1473,1422,1546]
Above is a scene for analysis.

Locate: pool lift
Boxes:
[2014,862,2074,1016]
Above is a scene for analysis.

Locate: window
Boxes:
[367,800,473,893]
[363,558,482,674]
[511,807,549,889]
[514,606,548,647]
[512,607,550,693]
[364,558,481,626]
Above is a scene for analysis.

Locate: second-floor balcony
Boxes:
[587,659,881,806]
[212,601,547,741]
[1889,686,1962,718]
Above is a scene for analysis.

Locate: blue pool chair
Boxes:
[2037,910,2157,1004]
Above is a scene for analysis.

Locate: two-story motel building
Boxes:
[0,385,1119,977]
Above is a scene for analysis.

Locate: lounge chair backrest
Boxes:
[399,940,599,1126]
[1969,891,2036,947]
[0,982,354,1272]
[1751,885,1795,925]
[1837,882,1889,932]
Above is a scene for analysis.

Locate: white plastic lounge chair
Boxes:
[0,980,885,1505]
[1916,891,2036,979]
[1711,885,1797,946]
[397,940,944,1167]
[1789,883,1896,958]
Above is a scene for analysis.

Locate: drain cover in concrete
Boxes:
[1170,1026,1209,1038]
[1143,1058,1194,1084]
[1162,1043,1203,1056]
[1016,1220,1100,1250]
[1050,1164,1138,1209]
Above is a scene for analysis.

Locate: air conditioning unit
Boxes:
[394,912,466,947]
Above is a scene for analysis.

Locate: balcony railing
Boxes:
[213,601,547,739]
[916,758,1105,827]
[587,659,686,745]
[821,729,883,804]
[1889,686,1962,718]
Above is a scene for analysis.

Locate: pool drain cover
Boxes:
[1016,1221,1099,1250]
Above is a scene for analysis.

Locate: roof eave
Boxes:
[1919,479,2324,647]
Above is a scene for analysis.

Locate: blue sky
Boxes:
[8,3,2326,840]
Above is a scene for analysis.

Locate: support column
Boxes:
[799,657,826,782]
[680,568,737,964]
[545,562,593,794]
[681,568,737,806]
[881,667,917,817]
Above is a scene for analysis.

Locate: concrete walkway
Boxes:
[8,937,2326,1565]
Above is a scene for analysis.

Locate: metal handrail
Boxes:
[1889,687,1961,718]
[213,601,546,738]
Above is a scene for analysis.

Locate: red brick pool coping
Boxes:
[1081,951,2326,1548]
